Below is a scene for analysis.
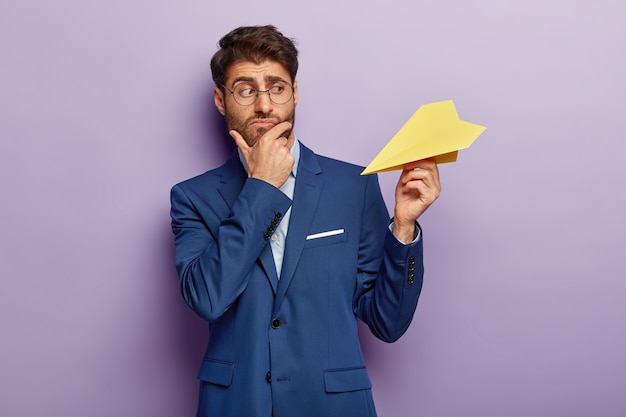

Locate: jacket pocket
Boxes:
[323,367,372,393]
[197,359,235,387]
[303,230,348,250]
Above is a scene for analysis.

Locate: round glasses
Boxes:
[221,80,294,106]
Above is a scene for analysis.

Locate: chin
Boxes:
[243,129,266,147]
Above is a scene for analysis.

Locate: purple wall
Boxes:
[1,1,625,416]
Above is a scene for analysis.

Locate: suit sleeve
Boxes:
[352,174,424,343]
[170,178,292,322]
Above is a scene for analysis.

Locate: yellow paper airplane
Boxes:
[361,100,486,175]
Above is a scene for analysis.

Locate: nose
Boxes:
[254,90,274,113]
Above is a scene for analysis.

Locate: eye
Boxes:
[270,83,286,94]
[236,85,256,97]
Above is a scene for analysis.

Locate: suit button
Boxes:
[271,318,281,329]
[408,255,416,284]
[275,212,282,219]
[266,371,272,383]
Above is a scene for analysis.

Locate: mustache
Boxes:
[247,113,278,123]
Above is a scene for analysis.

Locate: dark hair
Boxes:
[211,25,299,88]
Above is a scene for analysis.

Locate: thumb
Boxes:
[229,130,249,151]
[228,129,252,160]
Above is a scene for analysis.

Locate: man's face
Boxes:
[214,60,298,147]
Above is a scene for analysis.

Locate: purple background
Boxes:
[1,1,625,416]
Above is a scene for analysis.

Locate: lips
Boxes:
[250,118,278,128]
[252,120,276,129]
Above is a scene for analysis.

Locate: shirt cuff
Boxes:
[388,220,422,245]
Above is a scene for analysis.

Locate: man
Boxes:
[170,25,440,417]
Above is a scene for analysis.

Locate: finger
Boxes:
[400,169,441,196]
[262,121,292,142]
[400,166,430,185]
[229,129,249,151]
[405,174,441,197]
[273,121,293,137]
[400,180,439,206]
[404,173,441,199]
[402,160,440,188]
[403,158,437,171]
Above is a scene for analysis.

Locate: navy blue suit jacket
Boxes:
[170,142,424,417]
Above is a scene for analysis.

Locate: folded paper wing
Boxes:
[361,100,486,175]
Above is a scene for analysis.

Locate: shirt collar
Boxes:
[238,138,301,178]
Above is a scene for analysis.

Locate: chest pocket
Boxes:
[303,229,347,250]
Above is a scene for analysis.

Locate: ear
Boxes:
[214,85,226,116]
[292,80,298,106]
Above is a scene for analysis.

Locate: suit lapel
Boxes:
[217,153,246,209]
[217,152,279,294]
[274,144,323,308]
[259,245,279,294]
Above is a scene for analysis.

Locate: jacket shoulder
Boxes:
[300,142,367,179]
[172,167,221,192]
[171,153,238,192]
[317,154,366,175]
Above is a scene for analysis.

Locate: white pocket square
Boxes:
[306,229,345,240]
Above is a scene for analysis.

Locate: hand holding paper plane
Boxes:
[361,100,486,175]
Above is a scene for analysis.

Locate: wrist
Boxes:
[392,218,416,244]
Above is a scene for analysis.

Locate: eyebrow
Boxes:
[230,75,290,87]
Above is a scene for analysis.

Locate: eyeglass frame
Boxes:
[219,80,295,106]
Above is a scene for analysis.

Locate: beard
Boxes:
[224,103,296,147]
